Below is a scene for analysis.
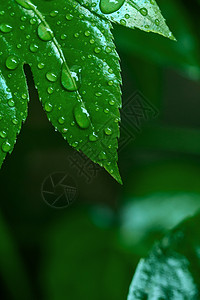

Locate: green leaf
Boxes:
[0,0,174,183]
[77,0,175,40]
[127,213,200,299]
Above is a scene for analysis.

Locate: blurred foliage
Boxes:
[127,212,200,299]
[1,0,200,299]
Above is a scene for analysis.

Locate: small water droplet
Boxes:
[0,131,7,139]
[44,102,53,112]
[58,116,65,125]
[29,43,39,53]
[89,132,98,142]
[104,127,112,135]
[8,99,15,107]
[6,55,19,70]
[98,151,107,160]
[140,7,148,16]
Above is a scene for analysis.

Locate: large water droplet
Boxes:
[89,132,98,142]
[0,24,12,33]
[6,56,19,70]
[15,0,31,9]
[1,141,11,152]
[38,23,53,41]
[74,103,90,129]
[46,72,57,82]
[61,65,81,92]
[100,0,125,14]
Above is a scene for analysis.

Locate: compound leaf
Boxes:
[0,0,174,183]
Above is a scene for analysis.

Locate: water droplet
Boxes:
[72,141,78,147]
[105,46,112,53]
[140,8,148,16]
[44,102,53,112]
[65,14,73,21]
[30,18,37,25]
[74,103,90,129]
[94,47,101,54]
[109,99,115,105]
[12,118,18,125]
[0,131,7,139]
[29,43,39,53]
[50,10,58,17]
[38,62,45,69]
[58,117,65,125]
[38,23,53,41]
[47,87,54,94]
[98,151,107,160]
[61,65,81,91]
[6,55,19,70]
[8,99,15,107]
[46,72,57,82]
[1,141,11,152]
[100,0,125,14]
[104,127,112,135]
[155,19,160,26]
[84,30,91,37]
[0,23,12,33]
[89,132,98,142]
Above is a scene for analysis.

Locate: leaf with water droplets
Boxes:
[127,213,200,299]
[0,0,174,184]
[0,0,123,183]
[77,0,175,40]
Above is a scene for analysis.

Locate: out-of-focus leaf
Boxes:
[119,192,200,255]
[127,213,200,299]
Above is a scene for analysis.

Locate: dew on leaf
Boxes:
[61,65,81,92]
[38,63,45,69]
[29,43,39,53]
[65,14,73,20]
[98,151,107,160]
[89,132,98,142]
[44,102,53,112]
[100,0,125,14]
[0,24,12,33]
[140,8,148,16]
[1,141,11,153]
[74,103,90,129]
[50,10,58,17]
[38,23,53,41]
[46,72,57,82]
[104,127,112,135]
[6,56,19,70]
[58,116,65,124]
[0,131,7,139]
[7,99,15,107]
[47,87,54,94]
